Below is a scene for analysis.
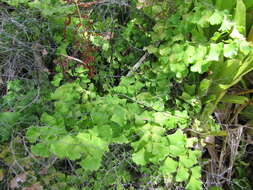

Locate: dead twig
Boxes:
[61,54,84,64]
[126,52,149,77]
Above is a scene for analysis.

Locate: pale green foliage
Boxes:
[26,72,198,180]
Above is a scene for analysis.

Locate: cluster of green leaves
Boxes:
[26,65,202,188]
[141,0,253,130]
[89,7,152,89]
[0,78,51,142]
[0,138,135,190]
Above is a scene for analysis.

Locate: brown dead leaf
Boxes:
[10,173,27,189]
[38,167,48,175]
[137,0,151,9]
[102,32,114,40]
[22,184,43,190]
[42,49,48,56]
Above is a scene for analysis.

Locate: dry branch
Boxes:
[127,52,149,77]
